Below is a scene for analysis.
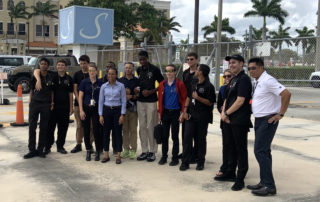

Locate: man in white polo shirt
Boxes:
[247,57,291,196]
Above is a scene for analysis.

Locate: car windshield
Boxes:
[28,57,37,66]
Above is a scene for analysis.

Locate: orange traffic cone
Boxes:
[10,84,28,126]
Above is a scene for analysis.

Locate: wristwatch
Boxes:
[278,113,284,117]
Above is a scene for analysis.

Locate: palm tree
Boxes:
[31,0,58,54]
[295,26,315,66]
[8,1,28,54]
[201,15,235,39]
[269,25,291,63]
[244,0,288,41]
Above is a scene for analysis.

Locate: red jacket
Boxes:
[158,78,187,118]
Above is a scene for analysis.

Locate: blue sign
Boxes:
[59,6,114,46]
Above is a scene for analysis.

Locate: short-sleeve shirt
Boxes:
[78,77,102,106]
[224,70,252,126]
[118,75,139,105]
[188,78,216,123]
[73,70,89,106]
[30,71,55,104]
[252,71,285,117]
[52,73,73,108]
[136,63,164,102]
[183,68,198,98]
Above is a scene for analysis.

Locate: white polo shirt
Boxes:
[252,71,285,118]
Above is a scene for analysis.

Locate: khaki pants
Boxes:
[74,106,94,145]
[122,110,138,151]
[137,101,158,153]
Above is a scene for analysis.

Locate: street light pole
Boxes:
[194,0,199,53]
[27,22,30,55]
[214,0,223,90]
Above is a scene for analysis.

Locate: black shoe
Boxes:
[252,186,276,196]
[90,148,95,154]
[44,148,51,155]
[23,151,38,159]
[147,152,156,162]
[101,157,110,163]
[179,163,190,171]
[189,158,197,164]
[169,159,179,166]
[137,152,148,161]
[38,151,46,158]
[247,183,263,190]
[57,147,67,154]
[86,151,91,161]
[71,144,82,153]
[94,152,100,161]
[196,163,204,171]
[178,153,183,159]
[231,180,245,191]
[158,156,167,165]
[214,173,236,182]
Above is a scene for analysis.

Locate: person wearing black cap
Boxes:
[179,64,215,171]
[215,54,252,191]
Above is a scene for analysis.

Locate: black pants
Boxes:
[254,115,278,188]
[182,121,198,160]
[46,107,69,149]
[28,102,50,152]
[161,109,180,160]
[102,106,123,152]
[82,105,103,152]
[219,121,229,173]
[224,123,249,181]
[182,117,209,165]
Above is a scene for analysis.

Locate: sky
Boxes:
[168,0,317,43]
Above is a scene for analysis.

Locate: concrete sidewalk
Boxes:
[0,102,320,201]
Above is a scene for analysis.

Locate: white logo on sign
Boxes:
[61,11,72,40]
[79,13,108,39]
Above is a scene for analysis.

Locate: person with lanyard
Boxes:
[179,64,215,171]
[24,57,54,159]
[214,69,235,179]
[218,54,252,191]
[134,50,164,162]
[247,57,291,196]
[157,64,187,166]
[99,66,126,164]
[71,55,94,154]
[33,59,74,155]
[118,62,139,159]
[179,52,199,162]
[78,62,103,161]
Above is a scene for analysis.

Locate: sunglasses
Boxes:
[248,66,257,71]
[165,69,175,73]
[187,58,194,61]
[223,75,232,79]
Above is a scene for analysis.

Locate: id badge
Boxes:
[90,99,95,106]
[192,98,195,105]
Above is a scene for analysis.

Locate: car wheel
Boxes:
[14,77,31,93]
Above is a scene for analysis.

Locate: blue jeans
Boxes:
[254,114,279,188]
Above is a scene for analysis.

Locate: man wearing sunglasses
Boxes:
[219,54,252,191]
[247,57,291,196]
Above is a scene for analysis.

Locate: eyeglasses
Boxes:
[223,75,232,79]
[106,65,112,68]
[88,70,96,72]
[187,58,194,61]
[248,66,257,71]
[165,69,175,73]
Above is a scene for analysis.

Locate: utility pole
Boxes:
[214,0,223,90]
[316,0,320,71]
[194,0,199,54]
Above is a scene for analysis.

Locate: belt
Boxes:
[104,105,121,110]
[164,108,180,112]
[255,113,277,120]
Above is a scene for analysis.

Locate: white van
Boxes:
[0,55,31,72]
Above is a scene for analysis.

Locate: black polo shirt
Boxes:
[30,71,55,104]
[183,68,198,98]
[73,70,89,106]
[136,63,164,102]
[224,70,252,126]
[188,78,216,123]
[52,73,73,108]
[78,78,102,106]
[119,75,139,97]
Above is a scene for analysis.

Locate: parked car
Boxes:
[5,55,80,93]
[0,55,31,72]
[310,71,320,88]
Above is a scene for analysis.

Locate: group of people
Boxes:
[23,50,291,196]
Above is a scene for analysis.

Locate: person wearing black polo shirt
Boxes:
[218,54,252,191]
[79,62,103,161]
[135,50,164,162]
[180,64,215,171]
[119,62,139,159]
[24,58,54,159]
[71,55,94,153]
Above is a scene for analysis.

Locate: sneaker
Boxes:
[120,149,130,158]
[158,156,167,165]
[128,150,136,159]
[137,152,148,161]
[231,180,245,191]
[23,151,38,159]
[70,144,82,153]
[147,152,156,162]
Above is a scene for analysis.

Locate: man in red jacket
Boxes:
[158,64,187,166]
